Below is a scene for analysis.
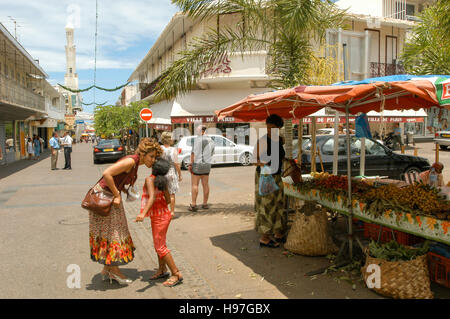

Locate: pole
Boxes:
[345,104,353,260]
[311,117,317,173]
[146,122,149,138]
[360,137,366,177]
[333,113,339,175]
[435,143,439,163]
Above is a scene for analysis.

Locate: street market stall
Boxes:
[216,75,450,296]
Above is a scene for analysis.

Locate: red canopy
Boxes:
[216,80,444,121]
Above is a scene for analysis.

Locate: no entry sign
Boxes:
[140,108,153,122]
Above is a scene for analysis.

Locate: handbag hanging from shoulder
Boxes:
[81,164,135,216]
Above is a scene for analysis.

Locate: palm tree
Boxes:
[154,0,345,157]
[154,0,345,101]
[401,0,450,75]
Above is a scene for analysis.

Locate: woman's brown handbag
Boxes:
[81,168,134,217]
[81,182,115,217]
[282,159,303,184]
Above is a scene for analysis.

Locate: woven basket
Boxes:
[361,248,433,299]
[285,202,338,256]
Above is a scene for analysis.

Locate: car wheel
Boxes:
[439,145,448,150]
[239,152,252,166]
[402,166,421,180]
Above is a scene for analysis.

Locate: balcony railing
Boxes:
[369,62,405,78]
[0,73,45,111]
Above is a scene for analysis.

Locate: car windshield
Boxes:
[98,139,120,146]
[292,138,312,155]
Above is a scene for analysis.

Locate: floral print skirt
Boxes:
[254,169,287,237]
[89,185,135,266]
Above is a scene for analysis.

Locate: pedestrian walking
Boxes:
[393,123,403,150]
[89,138,161,285]
[33,135,41,160]
[136,158,183,287]
[160,132,182,217]
[49,132,60,170]
[39,136,44,154]
[27,138,34,160]
[188,125,215,212]
[61,131,73,170]
[254,114,287,248]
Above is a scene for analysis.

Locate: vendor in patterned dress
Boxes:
[254,114,287,248]
[160,132,182,217]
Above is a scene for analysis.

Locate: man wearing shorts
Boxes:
[188,125,215,212]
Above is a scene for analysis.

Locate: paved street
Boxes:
[0,142,448,299]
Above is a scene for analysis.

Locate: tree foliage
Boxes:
[93,101,149,137]
[153,0,345,101]
[401,0,450,75]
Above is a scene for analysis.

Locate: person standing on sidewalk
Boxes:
[188,125,215,212]
[33,135,41,160]
[136,158,183,287]
[89,138,161,286]
[61,131,73,170]
[27,138,34,160]
[49,132,60,170]
[39,136,44,154]
[160,132,182,217]
[254,114,287,248]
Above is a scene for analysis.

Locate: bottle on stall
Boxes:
[429,167,438,188]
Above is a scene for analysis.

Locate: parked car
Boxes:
[291,135,430,180]
[176,135,254,170]
[434,130,450,150]
[93,139,125,164]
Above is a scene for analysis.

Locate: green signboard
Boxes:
[434,77,450,106]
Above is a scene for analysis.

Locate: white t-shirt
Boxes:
[62,135,73,147]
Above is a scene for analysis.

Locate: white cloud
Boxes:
[1,0,178,72]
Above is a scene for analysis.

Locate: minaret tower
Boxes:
[64,23,79,90]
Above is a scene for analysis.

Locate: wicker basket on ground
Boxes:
[285,201,338,256]
[361,247,433,299]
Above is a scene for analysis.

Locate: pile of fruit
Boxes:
[298,174,450,220]
[360,183,450,219]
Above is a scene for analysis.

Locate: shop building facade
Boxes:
[0,22,66,165]
[129,2,431,144]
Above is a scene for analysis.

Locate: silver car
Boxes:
[176,135,254,170]
[434,130,450,150]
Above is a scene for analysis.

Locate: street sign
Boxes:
[140,108,153,122]
[76,120,85,124]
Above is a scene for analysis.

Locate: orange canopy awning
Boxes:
[216,80,444,121]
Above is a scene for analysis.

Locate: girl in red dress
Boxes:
[136,158,183,287]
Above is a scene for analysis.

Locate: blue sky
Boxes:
[1,0,179,113]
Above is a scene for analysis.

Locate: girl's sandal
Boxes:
[163,272,183,287]
[150,271,170,280]
[201,204,209,209]
[188,204,198,212]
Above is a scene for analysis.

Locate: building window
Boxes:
[406,4,415,16]
[69,68,72,74]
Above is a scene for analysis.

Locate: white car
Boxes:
[176,135,254,170]
[434,130,450,150]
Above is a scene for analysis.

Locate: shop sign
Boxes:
[171,116,245,124]
[294,116,424,124]
[201,54,232,78]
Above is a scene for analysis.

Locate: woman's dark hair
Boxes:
[152,158,170,191]
[266,114,284,128]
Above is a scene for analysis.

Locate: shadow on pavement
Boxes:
[85,269,156,292]
[175,203,254,217]
[0,151,51,180]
